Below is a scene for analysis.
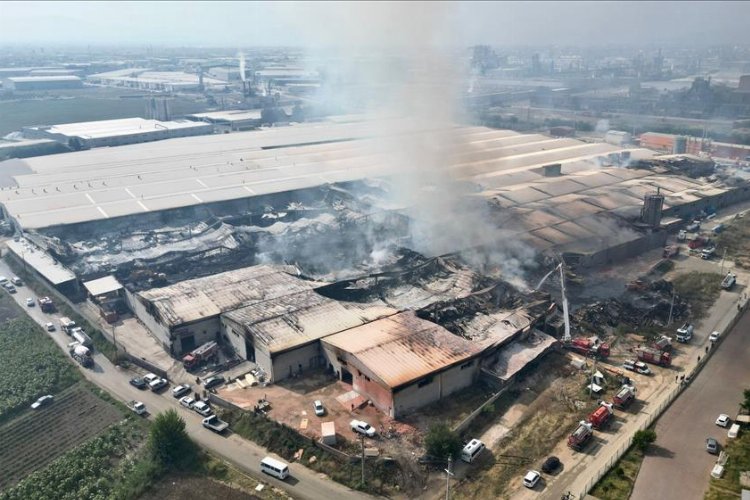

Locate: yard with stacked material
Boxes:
[0,383,123,491]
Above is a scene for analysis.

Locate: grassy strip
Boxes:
[590,445,644,500]
[0,313,80,424]
[222,409,400,494]
[705,427,750,499]
[2,255,119,362]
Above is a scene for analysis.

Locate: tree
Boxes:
[424,423,462,460]
[632,429,657,452]
[741,388,750,412]
[148,409,198,468]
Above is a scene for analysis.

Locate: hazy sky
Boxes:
[2,1,750,48]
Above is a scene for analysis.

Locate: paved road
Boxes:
[0,260,370,500]
[630,304,750,500]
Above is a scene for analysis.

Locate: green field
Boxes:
[0,88,210,136]
[0,298,80,423]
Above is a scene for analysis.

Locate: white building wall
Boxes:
[392,360,479,418]
[220,316,247,359]
[173,317,220,355]
[127,289,171,350]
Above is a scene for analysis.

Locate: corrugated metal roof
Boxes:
[6,238,76,285]
[224,291,398,354]
[83,275,123,296]
[138,265,316,327]
[323,311,482,389]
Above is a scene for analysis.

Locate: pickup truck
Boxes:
[127,400,147,416]
[202,415,229,433]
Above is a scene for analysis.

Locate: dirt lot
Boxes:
[218,369,400,445]
[0,382,123,490]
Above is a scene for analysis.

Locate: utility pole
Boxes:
[444,455,454,500]
[360,434,365,487]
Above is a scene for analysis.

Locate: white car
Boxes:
[149,378,168,391]
[172,384,191,398]
[0,276,8,284]
[313,400,325,416]
[350,419,376,437]
[716,414,730,427]
[142,373,159,384]
[193,401,213,417]
[45,322,55,332]
[709,331,720,342]
[26,297,35,307]
[31,394,54,409]
[179,396,196,409]
[523,470,541,488]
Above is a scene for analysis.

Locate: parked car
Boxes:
[203,376,225,390]
[0,276,8,284]
[149,378,168,392]
[26,297,35,307]
[45,322,55,332]
[193,401,213,417]
[716,414,730,428]
[709,331,721,342]
[523,470,541,488]
[541,456,561,474]
[172,384,191,398]
[313,400,325,416]
[142,373,159,384]
[11,277,22,286]
[180,396,196,409]
[350,419,376,437]
[706,437,719,454]
[129,377,148,390]
[31,395,54,409]
[4,283,16,294]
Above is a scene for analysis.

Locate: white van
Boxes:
[461,439,485,463]
[728,423,740,439]
[710,463,724,479]
[260,456,289,480]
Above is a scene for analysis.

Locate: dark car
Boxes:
[203,376,225,390]
[706,437,719,454]
[129,377,147,390]
[541,456,561,473]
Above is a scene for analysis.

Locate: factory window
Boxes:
[336,356,347,366]
[418,376,434,388]
[364,375,371,382]
[460,360,474,370]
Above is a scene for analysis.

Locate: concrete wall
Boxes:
[270,342,325,382]
[580,230,669,268]
[393,360,479,418]
[173,317,220,355]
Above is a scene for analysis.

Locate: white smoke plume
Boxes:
[238,51,246,82]
[281,3,539,283]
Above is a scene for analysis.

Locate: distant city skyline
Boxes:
[2,1,750,49]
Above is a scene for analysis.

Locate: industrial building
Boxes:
[1,119,747,268]
[322,312,484,417]
[22,117,213,149]
[88,69,226,92]
[186,110,263,131]
[3,75,83,91]
[129,265,314,355]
